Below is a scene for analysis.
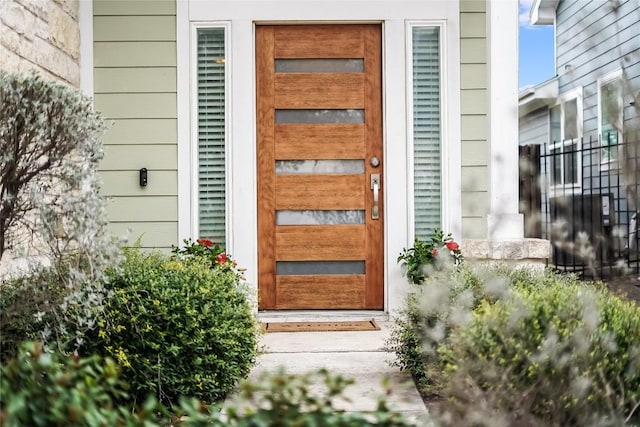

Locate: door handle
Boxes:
[370,173,380,220]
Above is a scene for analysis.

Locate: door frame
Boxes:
[176,1,462,315]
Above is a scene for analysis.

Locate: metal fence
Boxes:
[521,133,640,278]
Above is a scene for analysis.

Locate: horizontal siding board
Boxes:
[460,0,486,12]
[94,42,176,67]
[460,39,486,63]
[102,145,177,170]
[461,64,486,89]
[101,170,178,196]
[95,93,177,119]
[519,107,549,146]
[94,68,176,93]
[108,222,178,248]
[461,140,488,165]
[461,115,487,140]
[94,0,176,16]
[94,16,176,41]
[107,196,177,222]
[462,217,487,238]
[101,119,177,145]
[460,89,487,115]
[462,192,489,217]
[461,166,488,192]
[460,13,486,38]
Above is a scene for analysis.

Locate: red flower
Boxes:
[431,248,438,257]
[215,252,228,264]
[197,238,213,248]
[446,241,459,251]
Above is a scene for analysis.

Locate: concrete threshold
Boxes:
[258,309,389,323]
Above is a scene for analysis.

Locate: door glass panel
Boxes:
[276,210,365,225]
[276,109,364,123]
[276,160,364,174]
[276,59,364,73]
[276,261,365,275]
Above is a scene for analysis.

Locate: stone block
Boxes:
[502,240,526,259]
[526,238,551,260]
[48,3,79,59]
[462,239,491,259]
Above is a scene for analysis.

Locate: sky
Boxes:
[519,0,555,90]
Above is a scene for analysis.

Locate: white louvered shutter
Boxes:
[412,27,441,239]
[197,28,226,247]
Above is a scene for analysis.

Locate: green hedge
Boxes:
[388,266,640,425]
[82,248,260,407]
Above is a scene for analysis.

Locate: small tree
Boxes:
[0,71,120,352]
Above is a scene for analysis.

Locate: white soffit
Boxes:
[530,0,560,25]
[518,77,558,117]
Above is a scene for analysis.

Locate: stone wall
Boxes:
[0,0,80,86]
[462,238,551,270]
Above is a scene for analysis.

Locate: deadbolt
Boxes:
[370,156,380,168]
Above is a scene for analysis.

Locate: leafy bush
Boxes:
[179,368,416,427]
[82,248,260,407]
[172,237,245,279]
[0,71,121,353]
[397,228,463,285]
[0,341,168,427]
[0,268,67,362]
[388,265,640,426]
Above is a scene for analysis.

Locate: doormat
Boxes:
[263,319,380,333]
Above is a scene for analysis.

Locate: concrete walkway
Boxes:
[249,321,431,424]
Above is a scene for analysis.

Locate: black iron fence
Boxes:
[520,133,640,277]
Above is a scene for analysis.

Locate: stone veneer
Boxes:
[0,0,80,86]
[462,238,552,269]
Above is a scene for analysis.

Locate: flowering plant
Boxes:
[171,238,245,279]
[397,228,463,285]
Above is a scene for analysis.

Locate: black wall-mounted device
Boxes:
[139,168,148,187]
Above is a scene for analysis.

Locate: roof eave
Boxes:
[530,0,560,25]
[518,77,559,117]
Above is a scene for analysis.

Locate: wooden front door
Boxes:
[256,24,383,310]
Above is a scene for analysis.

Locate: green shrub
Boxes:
[82,248,260,407]
[178,368,417,426]
[397,228,463,285]
[0,341,168,427]
[388,265,640,426]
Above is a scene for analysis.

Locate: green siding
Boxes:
[95,0,178,250]
[94,68,176,92]
[94,42,176,67]
[102,145,176,170]
[107,197,177,222]
[94,16,176,41]
[94,0,176,15]
[108,222,179,248]
[95,93,177,119]
[101,171,178,196]
[461,64,486,89]
[461,140,488,166]
[460,0,488,238]
[102,119,177,145]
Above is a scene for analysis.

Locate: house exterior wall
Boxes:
[0,0,80,85]
[93,0,178,249]
[460,0,489,239]
[519,107,549,146]
[556,0,640,140]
